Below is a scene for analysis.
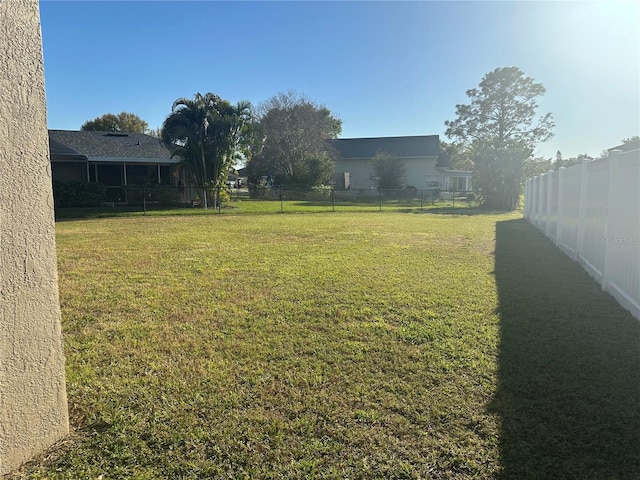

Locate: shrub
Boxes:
[124,185,181,206]
[53,181,107,207]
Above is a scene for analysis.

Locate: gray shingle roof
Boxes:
[330,135,440,159]
[48,130,174,161]
[49,137,87,161]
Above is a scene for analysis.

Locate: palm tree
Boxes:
[162,93,253,208]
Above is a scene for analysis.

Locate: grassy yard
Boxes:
[53,195,477,220]
[12,211,640,479]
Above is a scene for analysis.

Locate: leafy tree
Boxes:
[161,92,253,208]
[522,156,552,181]
[553,150,565,170]
[621,135,639,145]
[370,152,406,190]
[146,127,162,138]
[82,112,149,133]
[445,67,554,210]
[472,143,531,210]
[438,141,473,170]
[247,91,341,188]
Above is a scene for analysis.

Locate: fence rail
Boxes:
[524,149,640,320]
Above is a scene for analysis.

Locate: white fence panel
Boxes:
[546,169,559,242]
[579,159,609,280]
[524,149,640,320]
[537,172,549,230]
[602,151,640,317]
[556,165,581,259]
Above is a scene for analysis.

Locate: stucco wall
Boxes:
[0,0,69,475]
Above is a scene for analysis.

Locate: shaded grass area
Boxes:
[493,219,640,479]
[10,212,639,479]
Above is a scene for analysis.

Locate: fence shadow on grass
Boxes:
[492,218,640,479]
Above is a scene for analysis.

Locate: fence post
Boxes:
[555,168,566,247]
[545,171,553,238]
[529,176,537,225]
[524,178,532,222]
[576,159,590,261]
[601,152,619,292]
[538,173,546,228]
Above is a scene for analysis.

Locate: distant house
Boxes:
[607,137,640,154]
[49,130,184,202]
[330,135,472,191]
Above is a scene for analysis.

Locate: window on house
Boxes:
[126,165,155,185]
[160,166,172,185]
[97,164,123,186]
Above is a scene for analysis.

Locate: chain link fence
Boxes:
[52,181,480,216]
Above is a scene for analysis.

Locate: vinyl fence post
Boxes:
[576,159,589,259]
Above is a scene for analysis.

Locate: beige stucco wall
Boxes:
[0,0,69,475]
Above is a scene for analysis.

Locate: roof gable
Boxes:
[48,130,173,160]
[330,135,440,159]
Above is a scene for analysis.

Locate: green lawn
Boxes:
[12,211,640,479]
[53,195,478,220]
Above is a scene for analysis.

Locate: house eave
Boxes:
[87,156,178,165]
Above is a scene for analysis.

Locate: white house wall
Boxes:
[334,157,440,190]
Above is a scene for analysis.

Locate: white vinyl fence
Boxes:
[524,149,640,320]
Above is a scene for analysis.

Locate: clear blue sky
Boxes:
[39,1,639,160]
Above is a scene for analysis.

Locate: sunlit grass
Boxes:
[12,211,639,479]
[54,196,479,220]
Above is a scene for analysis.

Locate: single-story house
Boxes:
[49,129,180,185]
[330,135,472,191]
[49,129,188,202]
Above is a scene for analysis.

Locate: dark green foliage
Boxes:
[162,92,254,208]
[472,143,530,210]
[52,181,107,207]
[123,185,181,206]
[370,152,406,190]
[81,112,149,133]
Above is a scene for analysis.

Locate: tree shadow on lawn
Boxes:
[492,218,640,479]
[421,206,514,216]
